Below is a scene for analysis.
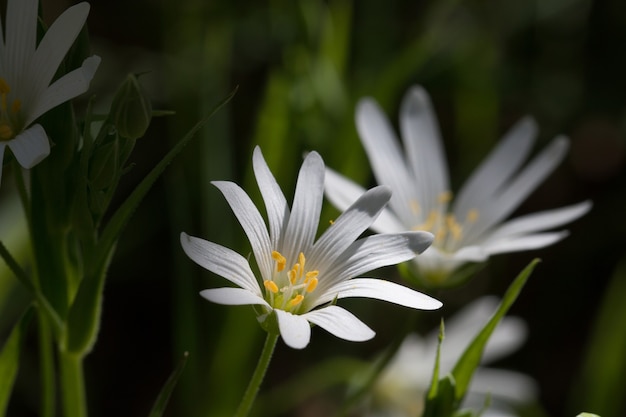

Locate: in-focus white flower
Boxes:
[366,296,537,417]
[325,85,592,285]
[0,0,100,184]
[181,146,442,349]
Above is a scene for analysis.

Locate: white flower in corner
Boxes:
[0,0,100,184]
[368,297,537,417]
[325,85,591,285]
[181,146,442,349]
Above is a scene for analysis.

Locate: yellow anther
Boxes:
[0,124,13,141]
[298,252,306,271]
[289,294,304,307]
[329,219,335,225]
[467,209,479,223]
[306,277,318,293]
[409,200,421,215]
[305,271,319,282]
[263,280,279,294]
[272,251,286,272]
[0,78,10,94]
[445,214,462,241]
[438,191,452,204]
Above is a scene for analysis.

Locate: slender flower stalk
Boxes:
[0,0,100,185]
[325,85,591,286]
[181,146,442,349]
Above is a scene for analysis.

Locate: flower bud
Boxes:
[110,74,152,140]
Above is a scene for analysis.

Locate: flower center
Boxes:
[0,78,23,142]
[411,192,479,251]
[263,251,319,313]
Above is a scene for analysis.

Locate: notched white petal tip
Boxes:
[8,125,50,168]
[304,305,375,342]
[275,309,311,349]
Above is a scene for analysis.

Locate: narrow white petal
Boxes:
[30,3,90,92]
[6,0,38,89]
[303,305,375,342]
[211,181,273,281]
[283,151,325,262]
[310,185,391,267]
[27,56,101,125]
[481,317,527,364]
[484,200,592,241]
[180,232,263,295]
[356,98,419,225]
[253,146,289,249]
[8,124,50,168]
[399,86,450,214]
[453,117,537,218]
[315,278,442,310]
[199,288,269,307]
[481,232,569,255]
[324,168,405,233]
[275,309,311,349]
[466,137,569,242]
[469,368,538,402]
[318,232,433,291]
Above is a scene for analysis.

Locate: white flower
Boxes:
[367,297,537,417]
[0,0,100,184]
[325,85,591,284]
[180,146,442,349]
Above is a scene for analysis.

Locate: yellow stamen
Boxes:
[289,294,304,307]
[438,191,452,204]
[288,269,296,284]
[467,209,479,223]
[409,200,421,215]
[445,214,462,241]
[272,251,286,272]
[329,219,335,225]
[298,252,305,271]
[264,280,279,294]
[0,78,10,94]
[0,124,13,140]
[306,277,318,293]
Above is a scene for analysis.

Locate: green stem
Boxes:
[59,351,87,417]
[233,332,279,417]
[37,312,56,417]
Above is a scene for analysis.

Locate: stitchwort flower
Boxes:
[0,0,100,184]
[366,297,537,417]
[181,146,442,349]
[325,85,591,286]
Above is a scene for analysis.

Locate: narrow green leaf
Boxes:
[423,375,457,417]
[451,259,540,401]
[148,352,189,417]
[0,309,32,416]
[427,319,445,400]
[64,88,237,355]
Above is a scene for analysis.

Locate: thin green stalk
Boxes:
[37,312,55,417]
[59,351,87,417]
[233,332,279,417]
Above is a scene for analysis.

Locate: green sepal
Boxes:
[111,74,153,140]
[450,259,539,402]
[148,352,189,417]
[0,308,33,416]
[64,88,237,355]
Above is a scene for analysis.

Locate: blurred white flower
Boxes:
[181,146,442,349]
[367,296,537,417]
[325,85,591,285]
[0,0,100,184]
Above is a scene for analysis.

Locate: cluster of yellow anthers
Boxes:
[0,78,21,141]
[410,192,479,246]
[264,251,319,312]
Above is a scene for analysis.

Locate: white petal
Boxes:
[283,151,325,262]
[303,305,375,342]
[180,232,263,295]
[30,3,90,93]
[310,185,391,268]
[199,287,269,307]
[481,232,569,255]
[275,309,311,349]
[481,316,528,364]
[453,117,537,219]
[469,368,538,402]
[27,56,101,125]
[252,146,289,250]
[399,86,449,214]
[356,98,418,226]
[318,232,433,292]
[324,168,405,233]
[484,200,592,241]
[6,0,38,91]
[211,181,273,281]
[315,278,442,310]
[8,124,50,168]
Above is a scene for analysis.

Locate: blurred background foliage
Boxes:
[1,0,626,416]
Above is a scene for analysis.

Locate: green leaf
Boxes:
[423,374,457,417]
[64,88,237,355]
[426,319,445,400]
[451,259,539,401]
[148,352,189,417]
[0,309,32,416]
